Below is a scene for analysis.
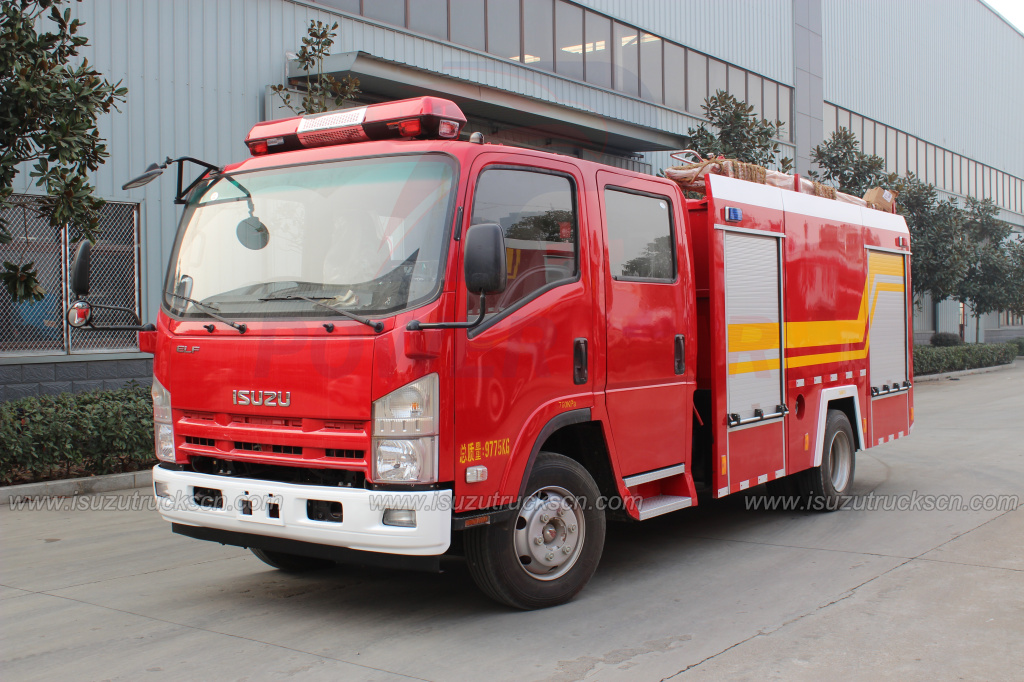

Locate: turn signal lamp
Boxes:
[245,96,467,156]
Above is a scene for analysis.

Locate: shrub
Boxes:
[0,383,154,486]
[913,342,1017,376]
[1011,337,1024,356]
[929,332,963,347]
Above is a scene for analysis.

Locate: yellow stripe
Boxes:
[728,358,780,375]
[726,252,906,372]
[728,323,779,352]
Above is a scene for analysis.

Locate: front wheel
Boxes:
[797,409,856,511]
[464,452,606,609]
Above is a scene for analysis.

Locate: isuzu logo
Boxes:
[232,390,292,407]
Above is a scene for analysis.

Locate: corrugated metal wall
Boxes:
[823,0,1024,179]
[582,0,794,85]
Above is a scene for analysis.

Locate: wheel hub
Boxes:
[513,486,585,581]
[828,430,853,492]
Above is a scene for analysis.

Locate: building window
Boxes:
[361,0,405,27]
[638,33,662,103]
[604,188,675,281]
[486,0,520,62]
[583,10,612,89]
[554,0,584,81]
[612,21,639,96]
[0,195,140,357]
[469,168,578,319]
[450,0,486,51]
[522,0,554,69]
[408,0,448,40]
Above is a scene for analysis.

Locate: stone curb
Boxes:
[1,469,152,506]
[915,360,1017,383]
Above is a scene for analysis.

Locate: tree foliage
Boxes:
[1,0,126,301]
[271,20,360,116]
[686,90,793,173]
[808,127,896,196]
[955,197,1024,340]
[894,174,968,306]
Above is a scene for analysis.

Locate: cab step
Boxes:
[637,494,693,520]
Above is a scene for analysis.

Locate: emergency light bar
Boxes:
[245,96,467,156]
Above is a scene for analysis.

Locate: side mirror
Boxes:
[122,162,165,190]
[67,300,92,328]
[463,223,507,294]
[70,241,92,297]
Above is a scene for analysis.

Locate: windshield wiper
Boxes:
[166,292,247,334]
[259,295,384,333]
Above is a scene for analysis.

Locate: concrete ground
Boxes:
[2,365,1021,682]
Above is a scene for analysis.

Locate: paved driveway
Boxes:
[2,365,1022,681]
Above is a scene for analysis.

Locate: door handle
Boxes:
[674,334,685,375]
[573,338,588,385]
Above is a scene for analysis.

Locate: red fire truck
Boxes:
[68,96,914,609]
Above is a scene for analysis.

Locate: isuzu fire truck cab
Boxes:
[70,97,915,609]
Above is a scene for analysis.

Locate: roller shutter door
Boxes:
[868,251,908,389]
[724,232,783,420]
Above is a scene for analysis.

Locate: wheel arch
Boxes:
[814,386,865,467]
[517,410,617,505]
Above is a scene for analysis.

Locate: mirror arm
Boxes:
[81,322,156,332]
[407,293,487,331]
[86,302,145,326]
[172,156,222,205]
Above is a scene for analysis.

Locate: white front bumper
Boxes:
[152,466,451,555]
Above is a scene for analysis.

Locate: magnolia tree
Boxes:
[685,90,793,173]
[0,0,126,301]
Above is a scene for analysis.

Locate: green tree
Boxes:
[894,174,968,307]
[271,20,360,116]
[955,197,1024,342]
[686,90,793,173]
[1,0,127,301]
[808,127,896,196]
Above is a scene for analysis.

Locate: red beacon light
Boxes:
[245,96,467,156]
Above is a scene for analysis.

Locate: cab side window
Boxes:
[604,188,676,281]
[469,168,578,319]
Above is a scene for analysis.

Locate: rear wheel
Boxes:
[464,452,606,609]
[797,409,856,511]
[250,548,335,572]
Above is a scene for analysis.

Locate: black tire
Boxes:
[250,548,335,572]
[464,452,606,610]
[796,409,856,511]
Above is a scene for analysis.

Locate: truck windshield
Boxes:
[165,154,457,320]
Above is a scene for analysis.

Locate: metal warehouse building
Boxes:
[2,0,1022,399]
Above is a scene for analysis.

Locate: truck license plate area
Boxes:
[236,492,285,526]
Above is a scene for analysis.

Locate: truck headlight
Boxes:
[152,376,176,463]
[372,374,438,484]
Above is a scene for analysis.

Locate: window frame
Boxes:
[466,164,582,336]
[602,185,678,284]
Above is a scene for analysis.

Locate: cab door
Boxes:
[598,171,692,477]
[452,156,594,511]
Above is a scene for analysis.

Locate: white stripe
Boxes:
[739,480,750,490]
[708,175,785,211]
[757,474,768,484]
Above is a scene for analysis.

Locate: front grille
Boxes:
[234,442,303,455]
[325,449,363,459]
[189,455,365,488]
[185,436,216,447]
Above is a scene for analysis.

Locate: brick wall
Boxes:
[0,358,152,403]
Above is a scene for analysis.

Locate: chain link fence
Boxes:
[0,195,140,357]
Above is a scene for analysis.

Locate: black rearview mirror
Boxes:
[122,162,165,190]
[463,223,507,295]
[236,216,270,250]
[70,240,92,297]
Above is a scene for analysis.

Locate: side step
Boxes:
[623,463,686,488]
[637,495,693,520]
